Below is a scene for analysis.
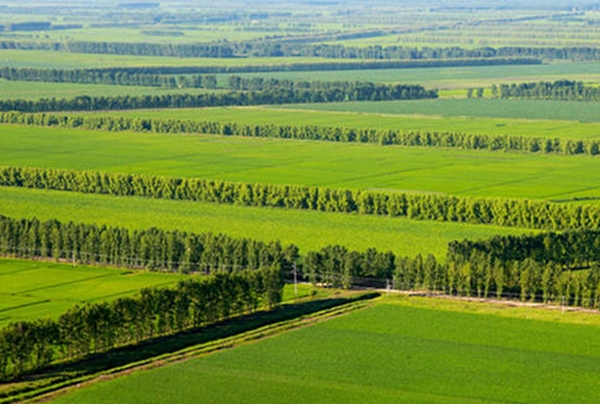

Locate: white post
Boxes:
[293,262,298,297]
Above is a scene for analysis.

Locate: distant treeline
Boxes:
[0,84,436,113]
[67,57,540,74]
[0,38,597,61]
[0,111,598,156]
[0,67,220,89]
[495,80,600,101]
[226,76,413,92]
[1,165,599,232]
[0,69,441,101]
[0,268,283,380]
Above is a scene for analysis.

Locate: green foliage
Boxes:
[1,165,600,231]
[0,269,282,380]
[498,80,600,101]
[0,83,436,113]
[293,98,600,122]
[390,230,600,308]
[49,302,600,404]
[4,108,600,155]
[5,124,600,204]
[0,259,187,327]
[0,213,293,274]
[0,186,530,260]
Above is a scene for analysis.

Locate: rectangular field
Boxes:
[0,80,225,100]
[0,50,359,69]
[100,105,600,138]
[1,49,597,90]
[50,296,600,404]
[0,187,534,259]
[2,125,600,202]
[0,258,187,327]
[0,257,320,327]
[214,62,600,89]
[281,98,600,122]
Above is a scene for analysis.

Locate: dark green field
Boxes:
[51,297,600,404]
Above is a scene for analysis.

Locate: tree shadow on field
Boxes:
[1,292,379,404]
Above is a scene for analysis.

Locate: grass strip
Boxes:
[1,292,379,404]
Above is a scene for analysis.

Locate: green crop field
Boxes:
[0,258,187,326]
[0,256,320,327]
[0,187,533,258]
[0,50,355,69]
[213,62,600,89]
[101,105,600,138]
[4,2,600,402]
[50,297,600,404]
[0,80,225,100]
[16,26,273,44]
[282,98,600,122]
[2,125,600,202]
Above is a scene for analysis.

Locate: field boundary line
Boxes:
[13,295,376,404]
[0,299,50,314]
[376,288,600,315]
[18,273,116,295]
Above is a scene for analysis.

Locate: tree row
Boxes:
[0,67,219,89]
[0,268,282,380]
[0,84,437,113]
[69,57,540,75]
[306,233,600,310]
[423,229,600,306]
[394,253,600,308]
[447,230,600,270]
[0,214,296,273]
[2,212,600,380]
[0,38,596,61]
[1,111,598,156]
[1,165,599,232]
[493,80,600,101]
[0,68,446,95]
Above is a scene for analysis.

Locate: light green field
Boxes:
[0,80,226,100]
[2,125,600,202]
[15,26,273,44]
[282,98,600,122]
[346,29,600,48]
[50,297,600,404]
[0,187,533,259]
[101,105,600,138]
[0,49,358,69]
[0,258,187,327]
[213,62,600,89]
[0,49,598,91]
[0,257,319,327]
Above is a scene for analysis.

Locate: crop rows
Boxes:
[49,300,600,404]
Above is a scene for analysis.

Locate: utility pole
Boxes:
[293,262,298,297]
